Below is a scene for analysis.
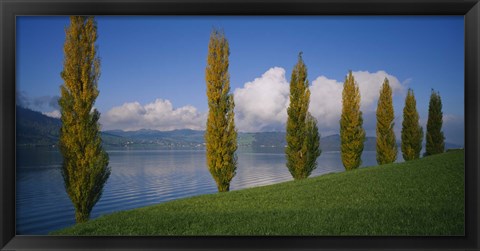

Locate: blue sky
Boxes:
[16,16,464,145]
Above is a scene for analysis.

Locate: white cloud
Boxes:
[101,99,206,131]
[17,91,60,111]
[353,70,404,111]
[42,110,61,118]
[443,114,464,146]
[233,68,406,134]
[308,76,343,130]
[393,112,464,146]
[309,70,404,133]
[234,67,290,132]
[443,114,461,124]
[100,69,406,135]
[441,114,464,146]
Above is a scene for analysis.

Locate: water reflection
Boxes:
[16,147,387,235]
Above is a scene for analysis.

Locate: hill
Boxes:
[16,106,462,151]
[103,129,205,148]
[16,106,133,148]
[52,149,464,236]
[16,106,61,146]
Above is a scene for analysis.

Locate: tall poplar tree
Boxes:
[425,89,445,156]
[340,71,365,171]
[285,53,320,180]
[401,89,423,161]
[205,29,237,192]
[376,78,397,165]
[58,16,110,223]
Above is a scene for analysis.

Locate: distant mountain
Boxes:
[16,106,61,146]
[444,142,463,150]
[16,106,463,151]
[16,106,132,148]
[105,129,205,144]
[250,131,285,149]
[103,129,205,148]
[244,132,377,151]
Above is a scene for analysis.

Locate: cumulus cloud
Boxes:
[42,110,61,118]
[17,90,62,119]
[393,113,464,147]
[442,114,464,146]
[353,71,404,111]
[234,67,289,132]
[311,71,404,133]
[308,76,343,130]
[233,68,406,134]
[17,90,60,111]
[16,90,30,108]
[443,114,461,124]
[101,99,206,131]
[99,69,408,135]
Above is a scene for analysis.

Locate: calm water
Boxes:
[16,148,396,235]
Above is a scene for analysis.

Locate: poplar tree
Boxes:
[376,78,397,165]
[425,89,445,156]
[285,53,319,180]
[340,71,365,171]
[401,89,423,161]
[58,16,110,223]
[205,29,237,192]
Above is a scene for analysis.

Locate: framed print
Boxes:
[1,0,479,250]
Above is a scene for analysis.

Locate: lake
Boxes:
[16,147,402,235]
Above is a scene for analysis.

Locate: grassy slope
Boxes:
[53,150,464,236]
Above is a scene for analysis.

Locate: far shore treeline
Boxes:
[25,16,448,224]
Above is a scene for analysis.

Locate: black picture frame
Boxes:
[1,0,479,250]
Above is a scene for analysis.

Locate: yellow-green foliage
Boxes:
[376,78,397,165]
[401,89,423,161]
[286,53,320,180]
[205,29,237,192]
[425,89,445,156]
[340,71,365,170]
[58,16,110,223]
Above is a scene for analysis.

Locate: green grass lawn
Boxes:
[53,150,464,236]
